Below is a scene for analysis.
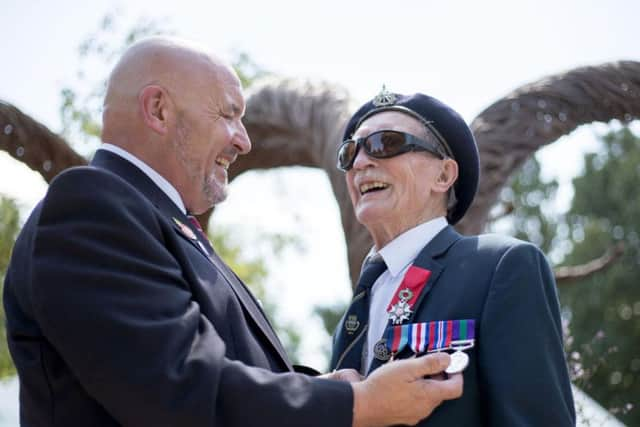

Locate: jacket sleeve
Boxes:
[30,168,353,427]
[477,242,576,426]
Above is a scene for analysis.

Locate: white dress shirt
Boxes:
[363,217,448,372]
[99,144,186,214]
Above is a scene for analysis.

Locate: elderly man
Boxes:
[331,89,576,426]
[3,39,462,426]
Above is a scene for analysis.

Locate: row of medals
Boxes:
[373,288,472,375]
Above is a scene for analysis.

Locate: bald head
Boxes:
[99,36,251,214]
[103,37,234,131]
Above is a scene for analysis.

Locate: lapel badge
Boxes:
[388,288,413,325]
[372,84,397,107]
[345,315,360,334]
[373,338,391,361]
[173,217,197,241]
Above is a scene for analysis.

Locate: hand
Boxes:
[320,369,364,383]
[351,352,463,427]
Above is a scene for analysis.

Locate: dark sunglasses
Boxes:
[337,130,446,172]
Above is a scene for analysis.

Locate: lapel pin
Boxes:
[173,217,197,241]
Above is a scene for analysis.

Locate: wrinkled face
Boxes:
[171,67,251,214]
[345,111,447,232]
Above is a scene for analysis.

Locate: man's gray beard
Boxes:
[203,172,227,206]
[174,117,227,208]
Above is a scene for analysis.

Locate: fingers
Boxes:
[424,373,464,400]
[352,353,464,427]
[402,352,451,378]
[329,369,364,383]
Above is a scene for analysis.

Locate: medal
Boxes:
[445,350,470,374]
[378,319,476,369]
[444,324,475,374]
[386,266,431,325]
[388,290,413,325]
[373,339,391,361]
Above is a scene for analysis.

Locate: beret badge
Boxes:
[372,85,397,107]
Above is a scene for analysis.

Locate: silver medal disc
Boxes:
[445,351,469,374]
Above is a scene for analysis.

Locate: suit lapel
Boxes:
[170,217,216,262]
[91,150,293,371]
[406,225,462,322]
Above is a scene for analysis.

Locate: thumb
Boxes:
[424,373,464,400]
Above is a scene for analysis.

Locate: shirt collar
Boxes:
[377,217,448,277]
[98,143,187,215]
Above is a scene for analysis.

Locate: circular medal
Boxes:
[445,351,469,374]
[373,339,391,361]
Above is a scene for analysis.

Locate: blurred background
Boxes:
[1,0,639,425]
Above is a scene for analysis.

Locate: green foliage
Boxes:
[59,13,266,151]
[59,13,172,148]
[560,127,639,424]
[495,157,559,253]
[502,126,639,424]
[313,302,347,370]
[232,52,272,88]
[0,197,20,378]
[314,303,347,339]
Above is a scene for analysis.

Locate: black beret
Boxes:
[342,89,480,225]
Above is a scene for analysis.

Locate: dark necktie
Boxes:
[330,254,387,372]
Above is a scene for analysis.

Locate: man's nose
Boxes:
[351,144,375,170]
[233,125,251,155]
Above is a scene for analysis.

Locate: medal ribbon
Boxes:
[386,266,432,312]
[385,319,475,354]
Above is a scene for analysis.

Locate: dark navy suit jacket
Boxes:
[336,225,576,426]
[4,150,352,426]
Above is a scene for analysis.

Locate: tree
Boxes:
[2,19,640,417]
[492,126,639,424]
[559,127,640,426]
[0,197,20,378]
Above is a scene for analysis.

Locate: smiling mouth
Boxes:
[215,157,230,170]
[359,181,390,195]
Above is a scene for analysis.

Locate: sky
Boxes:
[1,0,640,369]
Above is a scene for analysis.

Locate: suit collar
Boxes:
[98,144,186,214]
[91,150,293,371]
[92,151,215,262]
[378,217,448,277]
[91,150,185,220]
[414,224,462,262]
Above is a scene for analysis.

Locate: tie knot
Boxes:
[357,254,387,292]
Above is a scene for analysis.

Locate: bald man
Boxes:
[4,37,462,427]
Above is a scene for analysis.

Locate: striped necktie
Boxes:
[330,254,387,372]
[187,215,213,255]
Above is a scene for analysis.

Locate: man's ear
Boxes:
[139,85,170,135]
[434,158,459,194]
